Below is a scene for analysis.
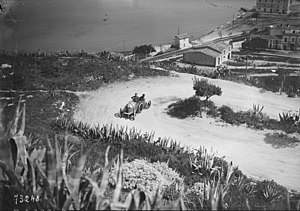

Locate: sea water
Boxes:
[0,0,255,52]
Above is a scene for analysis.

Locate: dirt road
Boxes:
[74,72,300,191]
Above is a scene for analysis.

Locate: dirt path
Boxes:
[74,72,300,191]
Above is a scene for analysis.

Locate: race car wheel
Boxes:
[147,101,151,108]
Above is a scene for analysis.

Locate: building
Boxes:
[183,42,231,67]
[256,0,292,14]
[174,33,192,49]
[230,38,247,50]
[251,24,300,50]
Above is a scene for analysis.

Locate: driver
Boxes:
[131,93,139,102]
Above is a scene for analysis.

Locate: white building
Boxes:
[183,42,232,67]
[174,33,192,49]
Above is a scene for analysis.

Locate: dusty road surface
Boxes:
[74,72,300,191]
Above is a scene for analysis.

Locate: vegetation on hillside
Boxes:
[164,60,300,97]
[167,79,300,134]
[0,50,169,92]
[0,51,169,138]
[132,45,155,58]
[1,98,300,210]
[242,37,268,50]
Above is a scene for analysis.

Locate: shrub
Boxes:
[205,101,219,117]
[152,161,183,184]
[167,96,203,119]
[132,45,155,58]
[186,182,207,198]
[183,182,210,210]
[162,182,181,201]
[109,159,182,195]
[167,96,218,119]
[287,92,296,98]
[242,37,268,50]
[218,105,240,125]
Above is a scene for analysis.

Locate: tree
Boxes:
[192,77,222,101]
[242,37,268,50]
[132,45,155,58]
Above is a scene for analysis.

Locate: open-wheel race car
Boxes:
[114,94,151,120]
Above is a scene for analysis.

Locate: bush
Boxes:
[186,182,207,198]
[133,45,155,57]
[183,182,210,210]
[218,105,240,125]
[162,182,181,201]
[242,37,268,50]
[109,159,182,195]
[167,96,203,119]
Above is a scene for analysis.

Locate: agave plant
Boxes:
[279,111,300,126]
[233,175,256,198]
[248,104,265,119]
[189,146,216,180]
[260,180,283,204]
[206,163,234,210]
[0,96,29,180]
[56,118,190,155]
[1,100,188,210]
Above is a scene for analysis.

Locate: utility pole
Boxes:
[123,40,125,52]
[178,26,180,35]
[232,12,235,28]
[245,54,248,76]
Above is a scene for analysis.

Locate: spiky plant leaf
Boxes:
[25,158,36,194]
[67,153,87,210]
[54,135,64,206]
[45,136,56,196]
[61,136,70,191]
[0,161,21,185]
[29,147,46,163]
[112,150,123,203]
[8,96,22,137]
